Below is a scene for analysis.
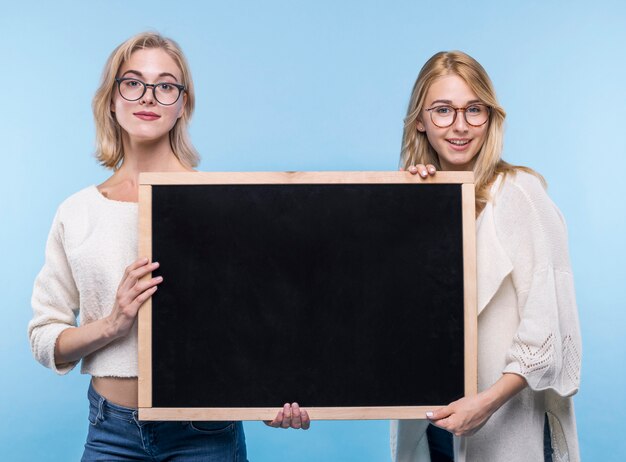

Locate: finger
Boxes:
[128,286,158,314]
[290,403,302,429]
[408,165,419,175]
[426,164,437,175]
[265,411,283,428]
[415,164,429,178]
[122,261,160,291]
[281,403,291,429]
[426,406,452,421]
[131,276,163,297]
[120,261,158,292]
[431,416,453,431]
[300,409,310,430]
[124,257,149,278]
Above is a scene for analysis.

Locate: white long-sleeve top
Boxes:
[392,170,582,462]
[28,186,139,377]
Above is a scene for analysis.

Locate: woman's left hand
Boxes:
[426,373,527,437]
[264,403,310,430]
[426,393,496,437]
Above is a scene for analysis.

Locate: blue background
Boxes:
[1,1,624,460]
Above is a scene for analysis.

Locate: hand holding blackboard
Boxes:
[264,403,311,430]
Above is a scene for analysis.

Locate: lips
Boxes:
[446,139,471,151]
[133,111,161,121]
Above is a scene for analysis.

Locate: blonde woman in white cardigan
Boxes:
[29,32,308,462]
[391,51,581,462]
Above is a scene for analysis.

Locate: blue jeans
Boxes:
[82,383,247,461]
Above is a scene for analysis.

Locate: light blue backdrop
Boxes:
[1,1,624,460]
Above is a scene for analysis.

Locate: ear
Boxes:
[110,97,115,113]
[416,119,425,132]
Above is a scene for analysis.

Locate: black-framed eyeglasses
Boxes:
[115,77,186,106]
[425,104,491,128]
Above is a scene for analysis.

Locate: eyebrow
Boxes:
[429,99,482,106]
[121,70,180,81]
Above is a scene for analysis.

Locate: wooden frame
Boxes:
[138,171,476,421]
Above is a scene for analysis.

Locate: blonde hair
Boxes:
[400,51,541,214]
[92,31,199,169]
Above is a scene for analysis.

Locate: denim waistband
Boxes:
[88,381,138,422]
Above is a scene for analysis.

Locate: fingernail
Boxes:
[426,411,433,418]
[156,276,163,281]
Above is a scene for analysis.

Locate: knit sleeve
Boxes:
[28,209,80,375]
[494,173,582,397]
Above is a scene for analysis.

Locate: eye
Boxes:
[466,105,483,114]
[124,79,142,88]
[434,106,454,115]
[157,83,175,92]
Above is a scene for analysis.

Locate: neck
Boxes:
[100,133,192,201]
[119,133,191,179]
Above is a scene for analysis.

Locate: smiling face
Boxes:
[417,74,488,171]
[111,47,186,144]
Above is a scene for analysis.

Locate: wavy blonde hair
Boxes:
[92,32,199,169]
[400,51,541,214]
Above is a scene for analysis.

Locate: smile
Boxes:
[447,139,470,146]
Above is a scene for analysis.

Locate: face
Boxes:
[111,48,186,143]
[417,74,488,171]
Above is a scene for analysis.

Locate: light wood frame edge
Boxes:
[137,172,477,420]
[139,170,473,185]
[138,406,448,421]
[462,183,478,397]
[138,185,153,408]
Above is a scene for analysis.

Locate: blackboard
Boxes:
[137,171,476,421]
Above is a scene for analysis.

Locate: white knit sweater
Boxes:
[29,186,139,377]
[391,171,582,462]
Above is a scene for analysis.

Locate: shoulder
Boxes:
[57,186,99,215]
[51,186,102,240]
[495,170,549,206]
[491,169,564,226]
[491,170,569,252]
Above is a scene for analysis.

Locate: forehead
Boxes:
[118,48,182,81]
[426,74,478,104]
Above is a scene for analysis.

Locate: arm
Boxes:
[54,258,161,366]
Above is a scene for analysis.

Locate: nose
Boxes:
[452,109,469,132]
[140,85,156,105]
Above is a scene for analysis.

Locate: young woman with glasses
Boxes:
[391,51,581,462]
[28,32,308,461]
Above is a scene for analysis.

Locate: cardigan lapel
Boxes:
[476,179,513,316]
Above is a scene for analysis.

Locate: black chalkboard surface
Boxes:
[137,172,476,421]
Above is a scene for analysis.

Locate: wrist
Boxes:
[103,315,122,341]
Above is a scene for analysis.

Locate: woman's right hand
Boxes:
[400,164,437,178]
[106,258,162,339]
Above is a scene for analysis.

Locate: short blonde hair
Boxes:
[400,51,540,213]
[92,31,199,169]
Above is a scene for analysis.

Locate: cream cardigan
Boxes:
[28,186,139,377]
[391,171,582,462]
